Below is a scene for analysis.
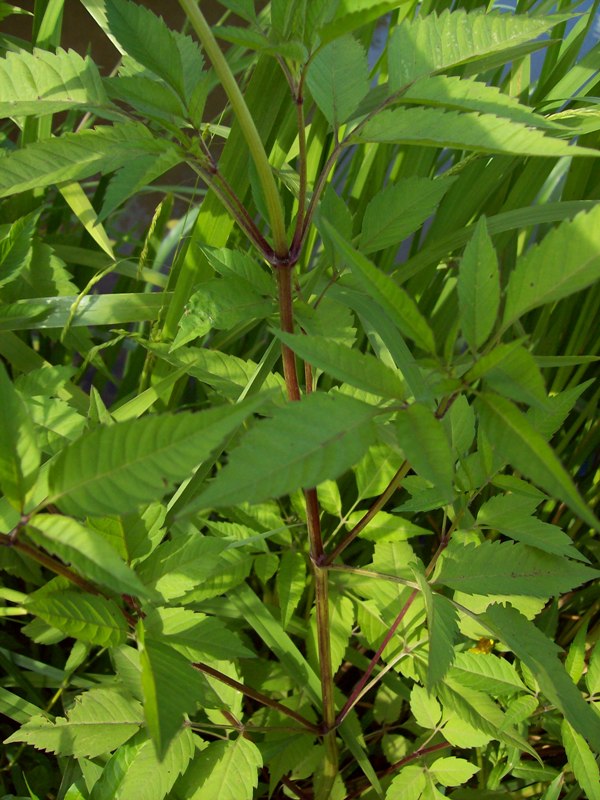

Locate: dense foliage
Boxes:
[0,0,599,798]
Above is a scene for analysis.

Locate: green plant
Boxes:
[1,0,599,798]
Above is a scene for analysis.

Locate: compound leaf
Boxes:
[177,736,262,800]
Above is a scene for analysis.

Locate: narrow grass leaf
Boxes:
[485,604,600,751]
[197,392,377,509]
[477,392,599,530]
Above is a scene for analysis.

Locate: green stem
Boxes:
[178,0,288,256]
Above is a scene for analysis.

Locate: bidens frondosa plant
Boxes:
[0,0,599,798]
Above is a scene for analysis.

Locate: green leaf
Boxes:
[413,567,459,685]
[359,176,454,255]
[173,277,274,350]
[142,606,254,661]
[0,123,173,199]
[410,684,441,730]
[396,404,454,499]
[586,641,600,695]
[26,515,151,598]
[401,76,562,129]
[4,689,142,757]
[484,604,600,751]
[560,720,600,800]
[47,398,263,516]
[135,535,228,601]
[0,211,38,289]
[430,757,479,786]
[307,593,354,674]
[276,331,405,399]
[458,217,499,350]
[388,10,568,86]
[26,590,127,647]
[436,540,598,597]
[0,362,40,508]
[318,1,408,44]
[503,205,600,326]
[324,221,436,353]
[178,736,262,800]
[277,550,306,628]
[437,678,536,755]
[306,34,370,128]
[197,392,377,509]
[467,345,547,407]
[357,107,598,157]
[105,0,185,98]
[88,728,194,800]
[477,494,586,562]
[138,626,203,758]
[565,621,588,684]
[447,651,527,696]
[476,393,599,530]
[0,47,109,117]
[386,765,427,800]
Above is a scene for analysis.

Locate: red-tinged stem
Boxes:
[336,590,418,726]
[192,661,320,734]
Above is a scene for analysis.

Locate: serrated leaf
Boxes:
[277,550,306,628]
[504,205,600,326]
[26,515,150,598]
[388,10,568,86]
[401,76,561,129]
[4,689,142,757]
[436,540,598,597]
[396,404,454,499]
[437,678,536,756]
[0,47,109,117]
[138,628,203,758]
[458,217,499,350]
[477,392,599,530]
[430,756,479,786]
[276,331,405,399]
[178,736,262,800]
[47,398,263,516]
[105,0,185,98]
[484,603,600,751]
[26,590,127,647]
[359,176,454,254]
[0,123,171,199]
[307,593,354,674]
[318,1,408,44]
[89,727,194,800]
[413,567,459,685]
[586,642,600,695]
[357,108,598,157]
[306,34,370,128]
[477,494,586,562]
[386,765,427,800]
[324,221,435,353]
[470,345,547,407]
[0,210,38,289]
[197,393,377,509]
[448,651,527,696]
[173,277,274,350]
[0,362,40,508]
[410,684,441,730]
[560,720,600,800]
[143,606,254,661]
